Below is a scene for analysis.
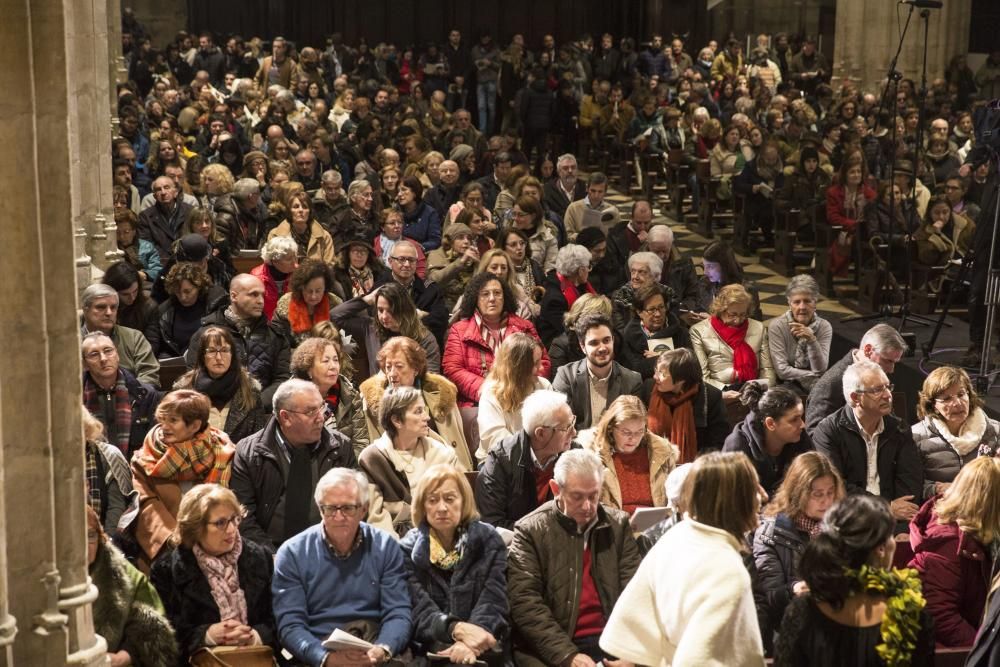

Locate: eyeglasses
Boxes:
[285,404,326,419]
[319,503,363,518]
[642,304,666,314]
[856,383,894,396]
[205,347,232,357]
[83,347,117,361]
[934,390,969,405]
[207,512,245,531]
[615,425,647,439]
[544,416,577,433]
[389,256,417,264]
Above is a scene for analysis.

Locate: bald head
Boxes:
[229,274,266,319]
[438,160,459,185]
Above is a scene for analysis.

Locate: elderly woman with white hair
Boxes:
[537,244,595,346]
[767,274,832,393]
[250,236,298,321]
[610,250,664,331]
[329,179,377,248]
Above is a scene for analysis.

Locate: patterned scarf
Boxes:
[429,529,465,571]
[288,293,330,335]
[193,532,248,624]
[290,223,311,260]
[648,385,700,464]
[709,316,758,383]
[514,260,536,296]
[224,306,255,339]
[324,382,341,413]
[85,442,102,517]
[348,266,374,297]
[134,424,235,486]
[82,373,133,456]
[783,310,822,371]
[794,514,823,537]
[474,311,508,355]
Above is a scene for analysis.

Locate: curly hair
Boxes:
[199,163,235,194]
[289,259,333,299]
[165,262,211,297]
[376,336,428,379]
[709,283,753,317]
[457,272,516,321]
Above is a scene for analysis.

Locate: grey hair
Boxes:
[556,153,577,167]
[692,106,710,121]
[785,275,820,302]
[842,359,887,404]
[81,283,119,309]
[314,467,370,507]
[260,235,298,263]
[522,389,569,434]
[553,449,605,486]
[555,244,592,276]
[347,179,372,200]
[647,223,674,246]
[379,386,423,440]
[665,463,693,509]
[860,323,907,356]
[321,169,343,185]
[272,378,321,414]
[628,251,664,281]
[232,178,261,200]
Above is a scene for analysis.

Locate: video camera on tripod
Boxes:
[973,100,1000,155]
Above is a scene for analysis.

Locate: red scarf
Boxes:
[288,293,330,334]
[558,273,596,309]
[648,385,700,464]
[709,316,757,383]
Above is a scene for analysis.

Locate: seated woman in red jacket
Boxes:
[443,271,550,410]
[909,456,1000,647]
[825,152,875,276]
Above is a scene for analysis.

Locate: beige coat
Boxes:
[690,317,776,389]
[578,428,678,510]
[267,219,335,264]
[563,198,621,242]
[358,372,472,471]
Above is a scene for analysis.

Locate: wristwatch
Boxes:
[375,644,392,663]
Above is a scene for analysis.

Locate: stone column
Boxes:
[833,0,972,92]
[0,0,107,664]
[0,384,15,667]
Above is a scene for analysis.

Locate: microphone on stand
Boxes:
[899,0,943,7]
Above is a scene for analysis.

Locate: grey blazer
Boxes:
[551,358,643,430]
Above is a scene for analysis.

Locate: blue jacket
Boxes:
[402,201,442,252]
[272,523,411,666]
[137,238,163,282]
[399,521,509,654]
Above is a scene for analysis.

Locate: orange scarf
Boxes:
[648,385,700,464]
[288,293,330,334]
[135,425,235,486]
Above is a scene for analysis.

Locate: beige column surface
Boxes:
[833,0,972,92]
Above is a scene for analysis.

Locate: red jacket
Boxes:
[250,262,288,322]
[442,315,551,407]
[908,496,991,648]
[825,183,876,233]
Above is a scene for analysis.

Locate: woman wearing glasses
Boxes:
[151,484,277,663]
[173,326,266,445]
[912,366,1000,500]
[579,395,679,514]
[360,386,462,538]
[619,283,691,381]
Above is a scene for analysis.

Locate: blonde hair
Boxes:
[486,333,543,413]
[764,452,845,519]
[935,456,1000,544]
[82,406,106,443]
[563,293,612,328]
[411,463,478,527]
[199,163,235,194]
[592,395,649,454]
[476,249,524,299]
[173,484,244,548]
[709,283,753,316]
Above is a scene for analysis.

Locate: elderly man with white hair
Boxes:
[812,360,923,531]
[231,177,268,251]
[543,153,587,219]
[475,389,582,529]
[507,448,641,666]
[80,283,161,386]
[538,244,596,346]
[424,159,463,219]
[272,467,411,666]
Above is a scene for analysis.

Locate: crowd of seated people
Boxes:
[79,13,1000,665]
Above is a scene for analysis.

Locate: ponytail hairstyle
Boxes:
[798,494,894,609]
[739,382,802,430]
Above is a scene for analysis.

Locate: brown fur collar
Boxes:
[359,371,458,423]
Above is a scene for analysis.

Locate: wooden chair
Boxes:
[157,355,188,391]
[233,253,263,274]
[664,148,691,222]
[687,160,713,237]
[771,208,801,276]
[812,205,842,297]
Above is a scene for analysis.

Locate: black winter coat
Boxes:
[519,80,555,132]
[753,513,808,654]
[150,539,276,665]
[723,413,814,497]
[804,350,853,433]
[400,521,510,656]
[83,368,163,457]
[229,417,357,554]
[619,315,691,381]
[185,310,291,408]
[139,202,193,264]
[149,286,228,358]
[475,430,581,530]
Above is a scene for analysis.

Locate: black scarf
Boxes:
[193,366,241,409]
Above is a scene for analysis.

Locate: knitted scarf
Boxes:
[290,223,311,260]
[474,311,508,355]
[193,533,248,625]
[288,293,330,335]
[193,366,242,410]
[348,266,374,297]
[134,424,235,486]
[648,385,700,464]
[931,407,988,457]
[558,272,596,309]
[783,310,822,371]
[85,443,102,517]
[794,514,823,537]
[82,373,133,456]
[224,306,255,339]
[710,316,757,383]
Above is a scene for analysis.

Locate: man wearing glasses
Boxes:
[379,239,449,346]
[812,360,923,532]
[272,467,411,666]
[476,389,581,529]
[230,379,357,554]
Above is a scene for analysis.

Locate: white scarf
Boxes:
[930,408,988,457]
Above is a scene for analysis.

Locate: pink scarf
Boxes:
[193,531,248,624]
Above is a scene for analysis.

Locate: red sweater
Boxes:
[613,445,653,515]
[574,547,606,639]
